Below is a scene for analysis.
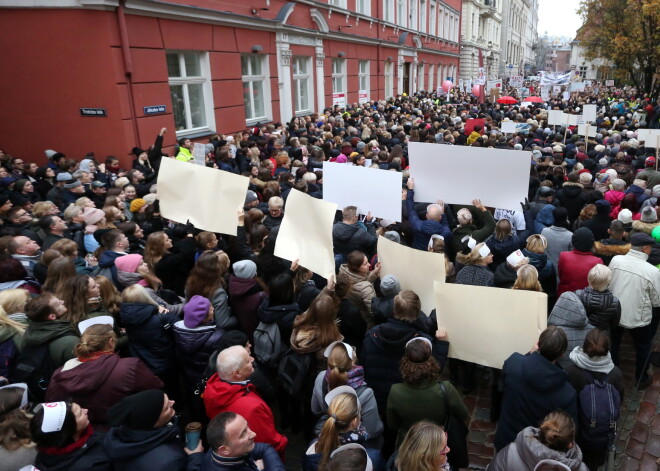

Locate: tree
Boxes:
[577,0,660,96]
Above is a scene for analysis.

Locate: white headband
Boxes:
[428,234,444,250]
[0,383,28,410]
[461,236,477,249]
[78,315,114,335]
[323,341,353,359]
[478,245,491,258]
[330,443,373,471]
[41,402,67,433]
[405,337,433,350]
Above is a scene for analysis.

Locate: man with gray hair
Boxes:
[203,345,288,459]
[405,177,452,250]
[608,232,660,389]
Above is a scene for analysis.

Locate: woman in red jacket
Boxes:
[46,319,163,430]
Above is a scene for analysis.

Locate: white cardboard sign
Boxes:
[637,129,660,148]
[548,110,565,126]
[323,162,403,222]
[408,142,531,211]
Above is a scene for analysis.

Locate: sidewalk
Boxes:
[461,331,660,470]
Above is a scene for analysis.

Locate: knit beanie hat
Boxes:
[107,390,165,430]
[129,198,147,212]
[114,254,143,273]
[617,209,633,224]
[383,231,401,244]
[640,206,658,223]
[572,227,595,252]
[183,295,211,328]
[233,260,257,279]
[380,274,401,298]
[83,207,105,225]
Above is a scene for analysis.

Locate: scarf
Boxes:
[210,450,256,468]
[78,351,114,363]
[324,365,366,390]
[338,424,369,445]
[569,346,614,374]
[39,424,93,455]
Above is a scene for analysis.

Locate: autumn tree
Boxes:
[577,0,659,96]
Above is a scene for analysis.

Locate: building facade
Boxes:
[459,0,502,81]
[0,0,460,166]
[569,37,614,81]
[497,0,533,76]
[543,42,572,73]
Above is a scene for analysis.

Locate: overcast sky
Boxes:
[537,0,583,40]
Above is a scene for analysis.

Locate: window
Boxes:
[166,51,215,135]
[454,17,459,42]
[578,66,587,78]
[328,0,347,8]
[293,57,313,114]
[358,60,370,102]
[420,0,427,33]
[384,62,394,98]
[241,55,272,124]
[417,63,424,91]
[332,58,346,105]
[410,0,418,31]
[429,1,436,36]
[397,0,407,27]
[384,0,395,22]
[428,64,435,94]
[356,0,370,15]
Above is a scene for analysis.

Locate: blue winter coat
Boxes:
[120,302,179,375]
[172,320,224,385]
[486,234,522,269]
[406,190,452,250]
[104,420,188,471]
[494,352,578,451]
[534,204,555,234]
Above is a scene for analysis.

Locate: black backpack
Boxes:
[577,370,621,448]
[277,349,314,399]
[13,332,71,403]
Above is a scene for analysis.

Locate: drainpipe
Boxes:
[117,1,141,148]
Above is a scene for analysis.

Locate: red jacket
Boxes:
[557,250,603,296]
[203,373,288,459]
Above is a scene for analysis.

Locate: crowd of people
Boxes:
[0,82,658,471]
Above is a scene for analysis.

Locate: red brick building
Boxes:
[0,1,461,166]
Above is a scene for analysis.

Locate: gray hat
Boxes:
[356,141,366,152]
[44,149,58,159]
[91,181,106,189]
[384,230,401,244]
[641,206,658,223]
[630,232,655,246]
[380,274,401,298]
[56,172,72,182]
[64,180,82,189]
[245,190,258,204]
[538,186,555,197]
[233,260,257,279]
[652,185,660,197]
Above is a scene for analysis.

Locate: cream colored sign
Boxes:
[434,281,547,369]
[157,157,249,236]
[274,189,337,280]
[378,236,446,315]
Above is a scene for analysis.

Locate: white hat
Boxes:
[78,315,114,335]
[324,385,358,406]
[478,245,491,258]
[618,208,633,224]
[506,249,526,267]
[323,341,353,359]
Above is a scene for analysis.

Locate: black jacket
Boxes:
[35,431,112,471]
[173,321,224,386]
[120,302,179,375]
[332,222,377,255]
[155,237,196,297]
[257,298,299,348]
[198,443,285,471]
[104,420,189,471]
[494,352,578,451]
[576,287,621,333]
[556,183,589,225]
[361,318,448,413]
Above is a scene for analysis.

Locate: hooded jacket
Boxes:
[494,352,577,451]
[486,234,522,270]
[580,202,612,241]
[338,264,377,327]
[489,427,588,471]
[575,287,621,334]
[548,292,594,369]
[46,353,163,428]
[97,250,125,287]
[361,318,448,412]
[257,297,299,348]
[22,320,79,368]
[556,182,589,225]
[35,432,112,471]
[203,375,288,459]
[406,190,452,250]
[332,221,377,255]
[104,421,188,471]
[227,275,265,342]
[119,302,179,375]
[172,320,223,385]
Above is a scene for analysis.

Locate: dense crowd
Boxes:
[0,84,659,471]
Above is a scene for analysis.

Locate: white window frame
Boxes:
[166,51,215,137]
[293,56,314,116]
[384,62,394,98]
[356,0,370,16]
[428,64,435,94]
[420,0,427,33]
[454,17,459,42]
[383,0,395,22]
[397,0,407,27]
[241,54,272,126]
[332,58,346,96]
[328,0,347,8]
[358,60,370,102]
[429,1,437,36]
[410,0,418,31]
[417,63,424,91]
